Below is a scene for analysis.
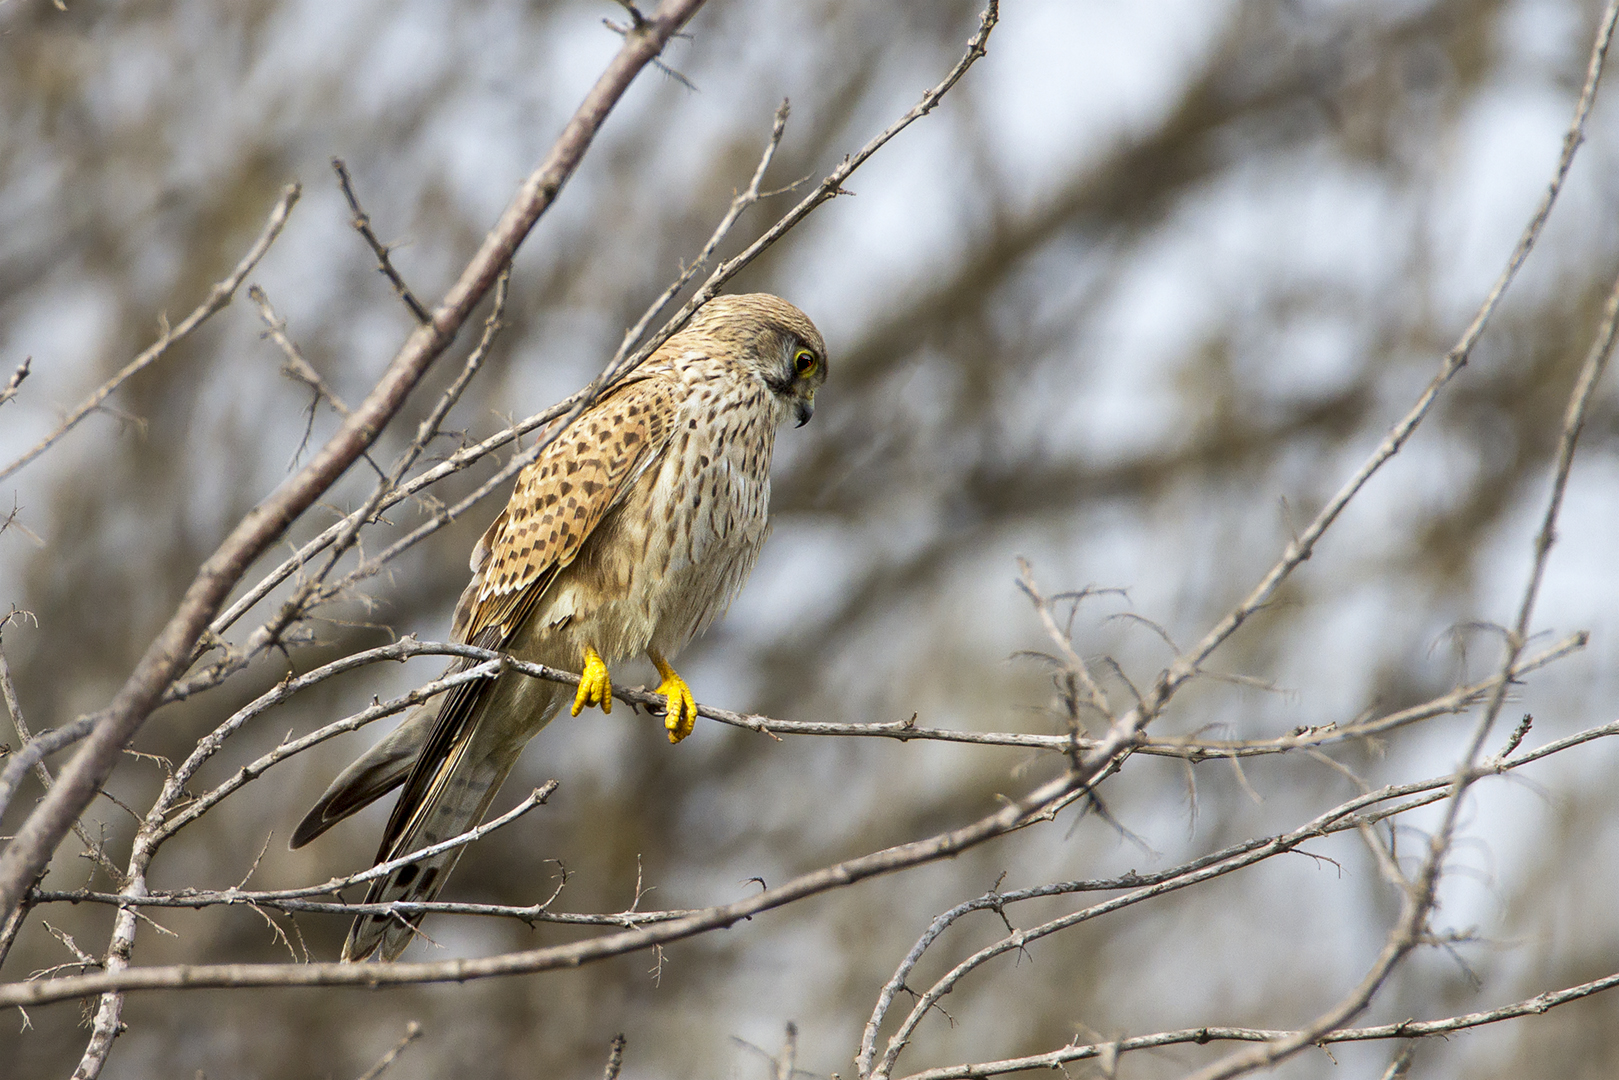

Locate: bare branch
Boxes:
[602,1033,627,1080]
[1016,560,1115,725]
[28,889,701,928]
[333,159,432,325]
[150,658,507,846]
[0,185,302,483]
[893,969,1619,1079]
[0,0,712,926]
[0,618,124,887]
[673,631,1581,756]
[249,284,353,417]
[0,358,28,409]
[200,267,512,653]
[354,1021,423,1080]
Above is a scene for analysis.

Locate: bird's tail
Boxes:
[342,733,522,961]
[342,671,566,962]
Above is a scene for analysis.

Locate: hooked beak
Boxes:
[795,399,814,427]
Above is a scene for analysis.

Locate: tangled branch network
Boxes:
[4,2,1619,1079]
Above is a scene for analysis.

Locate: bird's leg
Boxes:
[648,648,698,744]
[572,645,613,716]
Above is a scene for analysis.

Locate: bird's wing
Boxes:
[371,371,680,866]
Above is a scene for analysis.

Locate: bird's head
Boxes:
[684,293,828,427]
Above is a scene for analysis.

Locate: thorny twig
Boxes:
[0,358,28,408]
[334,159,432,325]
[0,186,302,483]
[249,284,354,417]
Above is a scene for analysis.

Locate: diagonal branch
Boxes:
[1156,0,1619,703]
[0,756,1094,1006]
[0,358,29,409]
[894,967,1619,1080]
[0,187,300,483]
[0,0,710,933]
[333,158,432,325]
[1178,19,1619,1074]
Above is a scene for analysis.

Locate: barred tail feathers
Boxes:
[342,672,566,962]
[342,737,521,961]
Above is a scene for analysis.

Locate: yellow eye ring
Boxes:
[794,349,817,376]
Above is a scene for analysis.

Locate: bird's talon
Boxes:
[572,646,613,716]
[649,650,697,743]
[660,675,697,744]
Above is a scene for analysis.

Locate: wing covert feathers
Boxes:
[467,374,677,643]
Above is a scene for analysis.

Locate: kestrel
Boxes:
[290,293,827,961]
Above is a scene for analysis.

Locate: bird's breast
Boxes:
[528,380,780,665]
[638,384,778,652]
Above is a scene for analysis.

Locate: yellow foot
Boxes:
[649,650,698,744]
[571,645,613,716]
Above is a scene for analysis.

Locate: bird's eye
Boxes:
[794,349,817,376]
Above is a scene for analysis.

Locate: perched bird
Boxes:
[291,293,827,961]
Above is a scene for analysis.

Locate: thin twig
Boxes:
[0,620,124,886]
[0,0,710,925]
[0,358,28,408]
[0,186,301,483]
[28,888,700,926]
[0,717,97,821]
[603,1033,627,1080]
[165,669,502,840]
[249,284,353,416]
[1017,560,1115,724]
[775,1021,799,1080]
[334,160,431,325]
[892,968,1619,1079]
[354,1021,423,1080]
[202,267,511,648]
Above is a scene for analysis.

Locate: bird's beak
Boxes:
[795,399,814,427]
